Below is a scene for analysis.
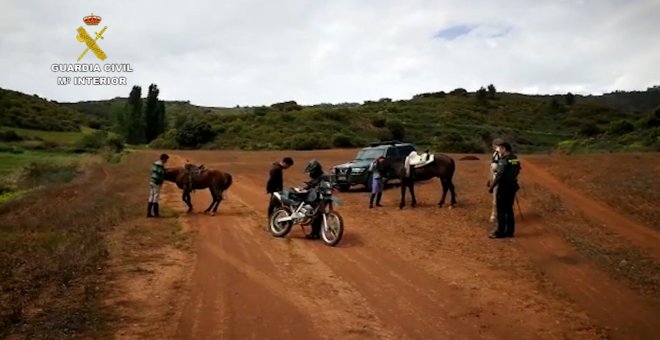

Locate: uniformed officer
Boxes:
[488,141,521,238]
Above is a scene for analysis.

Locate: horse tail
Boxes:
[222,173,233,191]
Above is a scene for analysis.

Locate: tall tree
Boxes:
[144,83,160,143]
[487,84,497,99]
[125,85,144,144]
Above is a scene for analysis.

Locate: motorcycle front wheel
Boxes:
[270,207,294,237]
[320,210,344,247]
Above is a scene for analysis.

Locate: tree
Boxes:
[487,84,496,99]
[175,117,216,147]
[144,83,167,143]
[565,92,576,105]
[476,87,488,105]
[124,85,145,144]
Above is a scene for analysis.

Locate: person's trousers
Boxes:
[267,194,281,218]
[149,183,162,203]
[496,185,517,236]
[371,176,383,194]
[490,173,498,219]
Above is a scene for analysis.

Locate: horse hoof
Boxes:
[448,205,454,210]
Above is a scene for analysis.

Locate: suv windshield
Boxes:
[354,148,385,160]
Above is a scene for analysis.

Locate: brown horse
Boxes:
[377,151,457,209]
[163,165,233,215]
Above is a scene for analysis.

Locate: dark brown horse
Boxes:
[163,165,233,215]
[378,151,457,209]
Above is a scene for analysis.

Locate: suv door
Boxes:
[385,147,398,159]
[395,144,416,157]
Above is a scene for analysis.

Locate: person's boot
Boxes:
[369,194,375,208]
[153,203,160,217]
[376,193,383,207]
[147,203,154,217]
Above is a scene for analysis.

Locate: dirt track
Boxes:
[134,150,659,340]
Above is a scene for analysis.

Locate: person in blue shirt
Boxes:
[368,156,385,208]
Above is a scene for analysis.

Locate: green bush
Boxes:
[608,119,634,135]
[175,119,216,147]
[579,123,602,137]
[17,161,81,188]
[288,133,331,150]
[331,133,354,148]
[105,132,125,152]
[0,130,23,142]
[76,130,108,150]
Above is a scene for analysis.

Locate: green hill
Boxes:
[0,88,92,132]
[2,85,659,154]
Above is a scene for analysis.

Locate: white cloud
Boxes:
[0,0,658,107]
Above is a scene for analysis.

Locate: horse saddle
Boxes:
[406,151,434,168]
[404,150,434,177]
[185,163,206,175]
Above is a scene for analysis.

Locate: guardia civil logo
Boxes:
[51,12,133,86]
[76,13,107,62]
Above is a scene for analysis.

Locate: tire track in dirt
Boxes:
[521,158,660,260]
[228,174,528,339]
[174,177,404,339]
[506,158,660,339]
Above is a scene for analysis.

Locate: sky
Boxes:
[1,0,659,107]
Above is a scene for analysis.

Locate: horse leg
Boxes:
[211,191,224,215]
[409,181,417,207]
[438,177,449,207]
[399,178,407,209]
[448,178,457,208]
[204,187,216,214]
[182,190,193,213]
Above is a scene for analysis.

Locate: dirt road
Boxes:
[136,150,659,340]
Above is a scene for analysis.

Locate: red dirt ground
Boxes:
[110,149,660,339]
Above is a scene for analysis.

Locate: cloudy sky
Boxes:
[1,0,659,107]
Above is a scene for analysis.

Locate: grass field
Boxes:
[0,126,96,145]
[0,151,83,176]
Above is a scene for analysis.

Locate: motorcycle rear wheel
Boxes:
[270,207,294,237]
[321,210,344,246]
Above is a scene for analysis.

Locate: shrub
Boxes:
[331,133,354,148]
[176,119,216,147]
[288,133,331,150]
[105,132,125,153]
[17,161,81,189]
[0,130,23,142]
[608,119,634,135]
[371,117,386,128]
[579,123,602,137]
[76,130,108,150]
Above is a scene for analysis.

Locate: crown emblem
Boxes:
[83,13,102,26]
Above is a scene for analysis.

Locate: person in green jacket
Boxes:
[148,153,169,217]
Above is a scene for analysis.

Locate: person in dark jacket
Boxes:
[300,159,327,239]
[488,142,521,238]
[266,157,294,218]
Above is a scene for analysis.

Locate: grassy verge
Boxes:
[0,126,94,145]
[0,150,150,338]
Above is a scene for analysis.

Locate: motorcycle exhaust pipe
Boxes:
[275,216,294,223]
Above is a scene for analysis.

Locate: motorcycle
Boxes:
[269,177,344,246]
